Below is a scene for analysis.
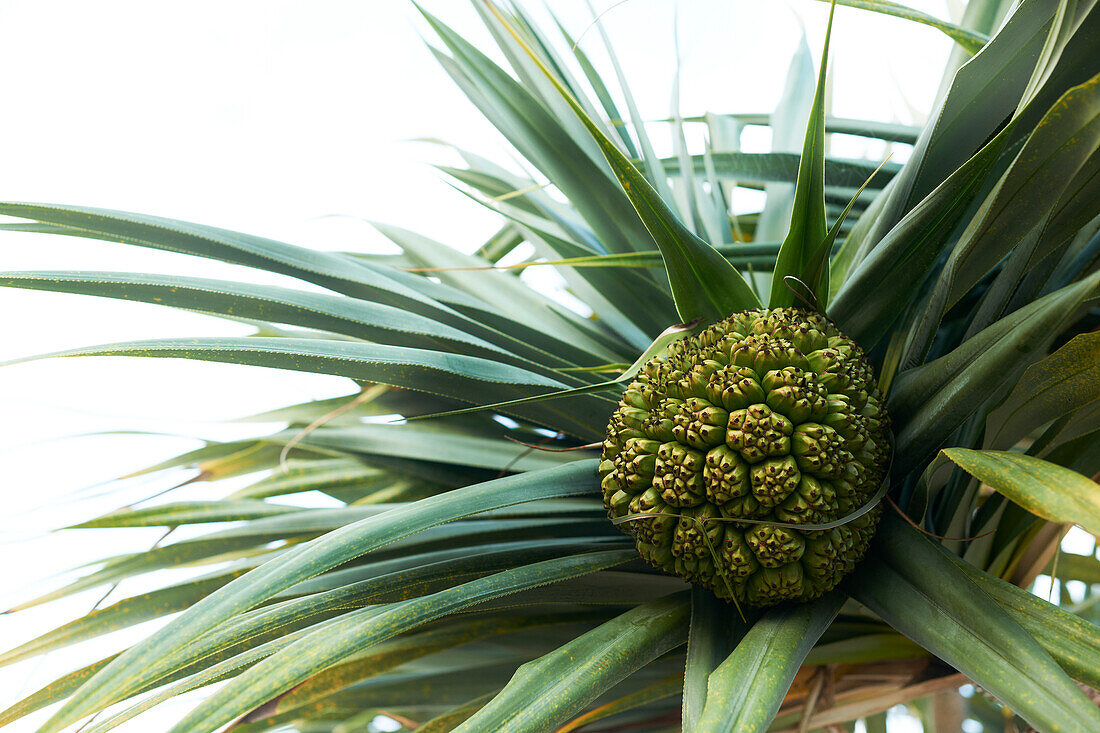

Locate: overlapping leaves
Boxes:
[2,1,1099,732]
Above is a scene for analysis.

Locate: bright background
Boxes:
[1,2,1086,731]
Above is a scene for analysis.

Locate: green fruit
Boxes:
[600,307,891,606]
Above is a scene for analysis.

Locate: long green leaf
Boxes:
[265,423,586,473]
[769,0,835,308]
[581,0,678,213]
[143,540,610,680]
[372,223,615,350]
[889,270,1100,473]
[244,611,605,725]
[168,550,636,733]
[230,461,387,501]
[846,514,1100,732]
[0,570,246,667]
[38,461,602,732]
[462,242,779,271]
[811,0,988,53]
[694,593,844,732]
[828,121,1011,343]
[245,665,516,729]
[0,202,483,313]
[422,14,653,261]
[907,72,1100,363]
[942,449,1100,538]
[89,629,320,733]
[853,0,1058,260]
[682,113,921,145]
[93,562,611,731]
[661,151,899,190]
[399,317,698,424]
[984,332,1100,450]
[682,588,753,731]
[0,203,618,370]
[491,200,674,342]
[3,336,612,440]
[68,500,302,529]
[953,555,1100,690]
[454,593,690,732]
[480,1,759,323]
[477,3,620,178]
[0,656,118,727]
[0,270,507,357]
[413,693,496,733]
[7,337,560,391]
[15,545,274,612]
[557,673,683,733]
[553,16,637,159]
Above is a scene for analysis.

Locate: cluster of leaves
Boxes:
[0,1,1098,731]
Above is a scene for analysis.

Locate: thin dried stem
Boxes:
[503,435,600,452]
[798,667,828,733]
[885,495,996,542]
[277,386,386,473]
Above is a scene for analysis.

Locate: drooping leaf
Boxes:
[89,629,316,733]
[88,539,616,718]
[67,501,302,529]
[4,336,611,440]
[942,449,1100,538]
[14,545,273,612]
[0,570,246,667]
[0,656,118,727]
[242,611,607,725]
[0,270,508,358]
[811,0,988,53]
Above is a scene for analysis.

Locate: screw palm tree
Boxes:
[2,1,1100,731]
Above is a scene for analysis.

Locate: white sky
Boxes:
[0,1,1001,730]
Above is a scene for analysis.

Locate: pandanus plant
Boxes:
[1,1,1099,731]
